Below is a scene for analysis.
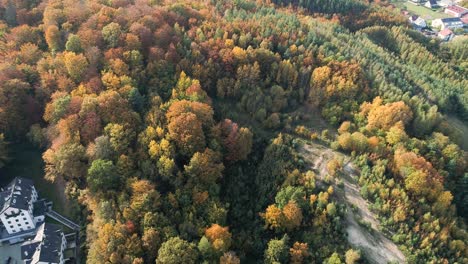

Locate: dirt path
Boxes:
[300,142,406,264]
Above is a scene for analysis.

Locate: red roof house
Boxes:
[445,5,468,17]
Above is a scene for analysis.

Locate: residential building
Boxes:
[409,15,427,28]
[0,178,43,234]
[438,28,455,40]
[0,178,78,263]
[445,5,468,17]
[21,223,67,264]
[432,17,464,29]
[438,0,456,7]
[425,0,439,8]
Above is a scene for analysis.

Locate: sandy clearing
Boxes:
[299,142,406,264]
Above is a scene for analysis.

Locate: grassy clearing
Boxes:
[0,143,70,217]
[402,2,451,20]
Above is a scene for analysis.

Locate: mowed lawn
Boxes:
[0,143,70,217]
[403,2,451,20]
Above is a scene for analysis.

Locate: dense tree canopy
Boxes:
[0,0,466,263]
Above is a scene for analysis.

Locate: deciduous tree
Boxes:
[290,242,309,264]
[156,237,198,264]
[63,52,89,82]
[185,148,224,185]
[205,224,232,253]
[167,113,205,157]
[102,22,122,48]
[87,159,121,193]
[0,134,9,168]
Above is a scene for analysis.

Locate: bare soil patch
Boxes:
[300,142,406,264]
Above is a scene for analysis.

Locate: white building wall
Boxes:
[0,208,36,234]
[60,232,67,264]
[432,19,444,29]
[32,187,38,203]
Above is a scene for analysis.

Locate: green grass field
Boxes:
[403,2,451,20]
[0,143,70,217]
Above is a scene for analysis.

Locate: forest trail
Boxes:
[299,142,406,264]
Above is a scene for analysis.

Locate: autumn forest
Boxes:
[0,0,466,263]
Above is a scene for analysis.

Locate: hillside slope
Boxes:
[300,142,405,263]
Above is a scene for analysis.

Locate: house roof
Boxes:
[409,16,426,26]
[33,200,48,217]
[446,5,468,14]
[440,17,463,23]
[21,241,41,260]
[427,0,438,5]
[409,15,424,22]
[22,223,65,263]
[439,28,454,36]
[0,177,35,214]
[37,223,64,263]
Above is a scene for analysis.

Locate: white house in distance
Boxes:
[409,15,427,28]
[0,178,45,234]
[445,5,468,17]
[21,223,67,264]
[432,17,464,29]
[438,0,456,7]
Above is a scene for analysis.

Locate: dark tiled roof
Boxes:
[33,200,48,217]
[0,190,9,209]
[21,241,41,260]
[0,177,35,214]
[441,17,463,23]
[38,223,64,263]
[21,223,65,263]
[428,0,438,5]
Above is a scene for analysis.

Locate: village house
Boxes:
[445,5,468,17]
[409,15,427,28]
[438,28,455,40]
[432,17,464,29]
[437,0,456,7]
